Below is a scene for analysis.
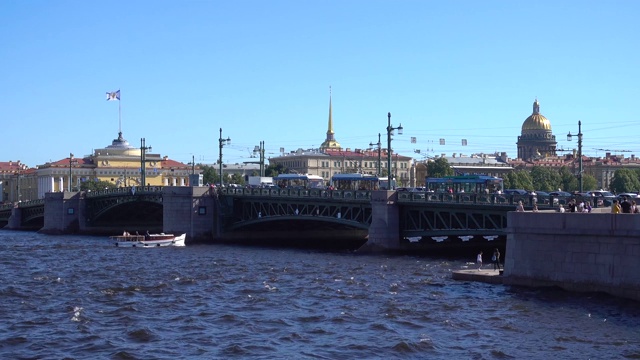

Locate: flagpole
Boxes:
[118,89,122,134]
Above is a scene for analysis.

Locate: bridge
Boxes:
[1,186,562,251]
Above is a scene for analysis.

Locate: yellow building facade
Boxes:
[7,132,197,202]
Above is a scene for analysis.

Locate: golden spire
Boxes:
[320,86,341,151]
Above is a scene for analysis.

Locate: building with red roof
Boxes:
[1,132,198,203]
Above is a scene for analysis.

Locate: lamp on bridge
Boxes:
[140,138,152,187]
[567,120,583,193]
[369,133,382,176]
[68,153,78,192]
[219,128,231,187]
[386,112,403,189]
[253,141,265,177]
[15,171,21,203]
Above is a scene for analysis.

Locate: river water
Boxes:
[1,230,639,359]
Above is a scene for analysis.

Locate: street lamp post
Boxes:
[219,128,231,187]
[369,133,382,176]
[140,138,152,187]
[386,112,403,189]
[68,153,77,192]
[15,171,21,203]
[567,120,583,193]
[253,141,265,177]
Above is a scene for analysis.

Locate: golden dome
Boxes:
[522,114,552,131]
[521,99,552,132]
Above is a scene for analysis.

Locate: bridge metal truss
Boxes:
[400,202,511,237]
[0,208,11,224]
[21,204,45,224]
[86,192,163,223]
[223,195,372,231]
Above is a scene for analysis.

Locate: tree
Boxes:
[198,164,219,185]
[581,174,598,192]
[230,173,245,185]
[80,179,117,192]
[265,163,289,177]
[558,166,578,192]
[609,169,640,193]
[515,170,534,190]
[426,158,454,178]
[530,166,561,191]
[503,170,533,190]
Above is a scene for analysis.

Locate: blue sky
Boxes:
[2,1,639,167]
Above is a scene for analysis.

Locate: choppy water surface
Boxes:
[0,231,639,359]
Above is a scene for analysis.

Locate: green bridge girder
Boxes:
[220,189,371,231]
[3,187,573,236]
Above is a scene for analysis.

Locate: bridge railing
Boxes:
[219,187,372,201]
[0,203,15,210]
[0,199,46,210]
[85,186,164,198]
[17,199,45,208]
[397,191,575,208]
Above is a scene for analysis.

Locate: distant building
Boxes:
[267,91,412,186]
[517,99,557,161]
[0,160,30,204]
[2,132,198,202]
[270,147,412,186]
[212,163,261,179]
[436,152,513,177]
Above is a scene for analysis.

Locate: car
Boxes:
[585,190,616,206]
[532,190,555,204]
[397,187,427,192]
[616,192,638,201]
[549,191,573,197]
[586,190,615,198]
[504,189,528,195]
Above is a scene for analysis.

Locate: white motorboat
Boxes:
[112,233,186,247]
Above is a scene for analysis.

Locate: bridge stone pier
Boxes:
[359,191,400,252]
[504,212,640,301]
[162,186,217,242]
[36,187,217,242]
[7,206,22,229]
[42,191,83,234]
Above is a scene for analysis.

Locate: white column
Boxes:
[180,177,185,186]
[172,178,177,186]
[40,177,45,198]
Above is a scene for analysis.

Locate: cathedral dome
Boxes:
[521,99,552,132]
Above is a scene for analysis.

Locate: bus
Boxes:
[425,175,504,194]
[378,177,397,190]
[331,173,379,190]
[273,174,325,189]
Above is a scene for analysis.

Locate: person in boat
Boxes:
[145,230,150,240]
[123,230,130,236]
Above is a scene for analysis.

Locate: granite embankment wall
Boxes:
[504,211,640,301]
